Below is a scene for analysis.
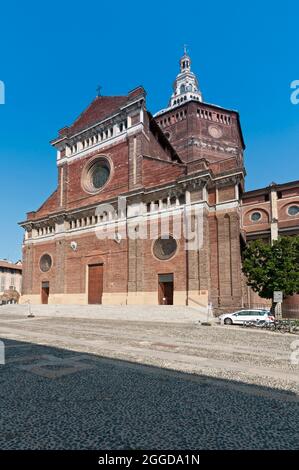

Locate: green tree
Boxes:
[242,236,299,302]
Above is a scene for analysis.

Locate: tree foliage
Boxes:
[242,236,299,299]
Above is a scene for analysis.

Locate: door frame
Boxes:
[158,273,174,305]
[87,263,104,305]
[41,281,50,304]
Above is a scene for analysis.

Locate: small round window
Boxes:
[82,157,111,193]
[40,254,52,273]
[153,236,177,260]
[288,205,299,216]
[251,211,262,222]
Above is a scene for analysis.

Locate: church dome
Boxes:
[167,48,203,109]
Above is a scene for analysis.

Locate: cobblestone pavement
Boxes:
[0,309,298,449]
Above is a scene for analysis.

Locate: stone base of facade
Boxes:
[187,290,209,309]
[173,291,187,306]
[126,292,158,305]
[20,293,88,305]
[102,292,128,305]
[20,295,42,305]
[20,290,209,307]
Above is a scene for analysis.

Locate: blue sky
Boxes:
[0,0,298,261]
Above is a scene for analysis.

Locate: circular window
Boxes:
[40,254,52,273]
[208,125,223,139]
[153,236,177,260]
[93,162,110,189]
[288,205,299,216]
[82,157,111,193]
[250,211,262,222]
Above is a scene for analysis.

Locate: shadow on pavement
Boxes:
[0,337,298,450]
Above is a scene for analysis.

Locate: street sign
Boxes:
[273,291,283,303]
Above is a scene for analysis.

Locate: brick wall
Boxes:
[155,101,244,164]
[24,232,129,299]
[209,210,243,313]
[218,185,235,202]
[142,157,185,188]
[66,141,129,211]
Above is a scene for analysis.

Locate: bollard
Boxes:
[27,300,35,318]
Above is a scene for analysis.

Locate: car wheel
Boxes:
[224,318,233,325]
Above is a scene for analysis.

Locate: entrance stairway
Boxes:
[0,304,210,324]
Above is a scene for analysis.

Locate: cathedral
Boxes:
[20,51,299,312]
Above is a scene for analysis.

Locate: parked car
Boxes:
[219,309,273,325]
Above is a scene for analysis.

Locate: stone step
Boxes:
[0,304,210,324]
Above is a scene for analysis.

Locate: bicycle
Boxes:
[270,320,297,333]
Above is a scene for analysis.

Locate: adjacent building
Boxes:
[241,181,299,315]
[0,260,22,304]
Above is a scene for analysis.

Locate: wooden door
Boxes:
[158,274,174,305]
[41,282,49,304]
[163,282,174,305]
[88,264,103,304]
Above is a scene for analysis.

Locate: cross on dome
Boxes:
[96,84,102,97]
[180,44,191,72]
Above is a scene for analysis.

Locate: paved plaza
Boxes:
[0,305,298,449]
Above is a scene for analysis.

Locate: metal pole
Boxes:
[27,300,35,318]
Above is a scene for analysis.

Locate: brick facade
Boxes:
[21,52,298,312]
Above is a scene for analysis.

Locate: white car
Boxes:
[219,309,272,325]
